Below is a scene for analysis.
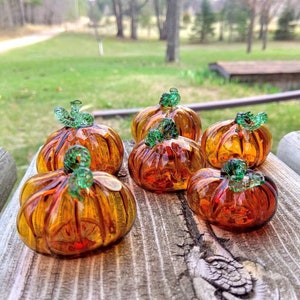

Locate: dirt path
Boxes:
[0,27,64,53]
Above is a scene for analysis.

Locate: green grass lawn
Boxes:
[0,32,300,181]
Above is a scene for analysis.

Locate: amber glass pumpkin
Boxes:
[201,111,272,169]
[128,118,204,192]
[17,145,136,257]
[187,158,277,232]
[37,100,124,174]
[131,88,202,143]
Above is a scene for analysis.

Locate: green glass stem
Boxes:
[64,145,94,200]
[235,111,268,131]
[159,87,181,107]
[221,159,265,192]
[54,100,94,128]
[145,118,179,148]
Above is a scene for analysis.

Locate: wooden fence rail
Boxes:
[93,90,300,118]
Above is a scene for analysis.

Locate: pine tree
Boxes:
[191,0,216,43]
[274,7,296,40]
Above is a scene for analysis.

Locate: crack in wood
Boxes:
[199,254,253,295]
[177,192,204,246]
[120,141,296,299]
[177,192,254,298]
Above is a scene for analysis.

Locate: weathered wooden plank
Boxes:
[209,61,300,76]
[209,61,300,90]
[0,142,300,299]
[187,153,300,299]
[0,147,17,211]
[0,143,195,299]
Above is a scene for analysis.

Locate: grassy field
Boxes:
[0,31,300,181]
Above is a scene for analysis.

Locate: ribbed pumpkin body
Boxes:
[17,170,136,257]
[36,124,124,174]
[187,168,277,232]
[201,120,272,169]
[128,137,204,192]
[131,105,202,143]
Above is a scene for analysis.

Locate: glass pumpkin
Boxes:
[17,145,136,257]
[201,111,272,169]
[131,87,202,143]
[36,100,124,174]
[128,118,204,192]
[187,158,277,232]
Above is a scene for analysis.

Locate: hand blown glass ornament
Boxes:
[131,87,202,143]
[128,118,204,192]
[201,111,272,169]
[17,145,136,257]
[187,158,277,232]
[36,100,124,174]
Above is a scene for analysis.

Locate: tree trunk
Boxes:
[130,0,138,40]
[200,18,205,42]
[165,0,180,63]
[246,0,257,53]
[30,5,36,24]
[258,15,264,39]
[88,1,104,56]
[153,0,166,40]
[219,17,224,41]
[0,0,73,28]
[94,26,104,56]
[262,22,268,50]
[0,1,14,28]
[259,8,268,43]
[112,0,124,38]
[17,0,26,26]
[130,0,149,40]
[228,22,233,42]
[8,0,17,27]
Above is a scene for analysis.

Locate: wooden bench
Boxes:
[209,61,300,90]
[0,147,17,212]
[0,141,300,299]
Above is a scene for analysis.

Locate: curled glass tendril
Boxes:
[145,118,179,148]
[159,87,181,107]
[221,158,265,192]
[54,100,94,128]
[235,112,268,131]
[64,145,94,200]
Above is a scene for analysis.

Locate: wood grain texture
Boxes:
[0,143,195,299]
[0,141,300,299]
[209,62,300,90]
[187,152,300,299]
[0,147,17,211]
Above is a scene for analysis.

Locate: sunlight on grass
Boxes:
[0,32,300,183]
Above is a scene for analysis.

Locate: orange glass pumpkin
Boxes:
[187,158,277,232]
[37,100,124,174]
[128,118,204,192]
[201,112,272,169]
[131,88,202,143]
[17,145,136,257]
